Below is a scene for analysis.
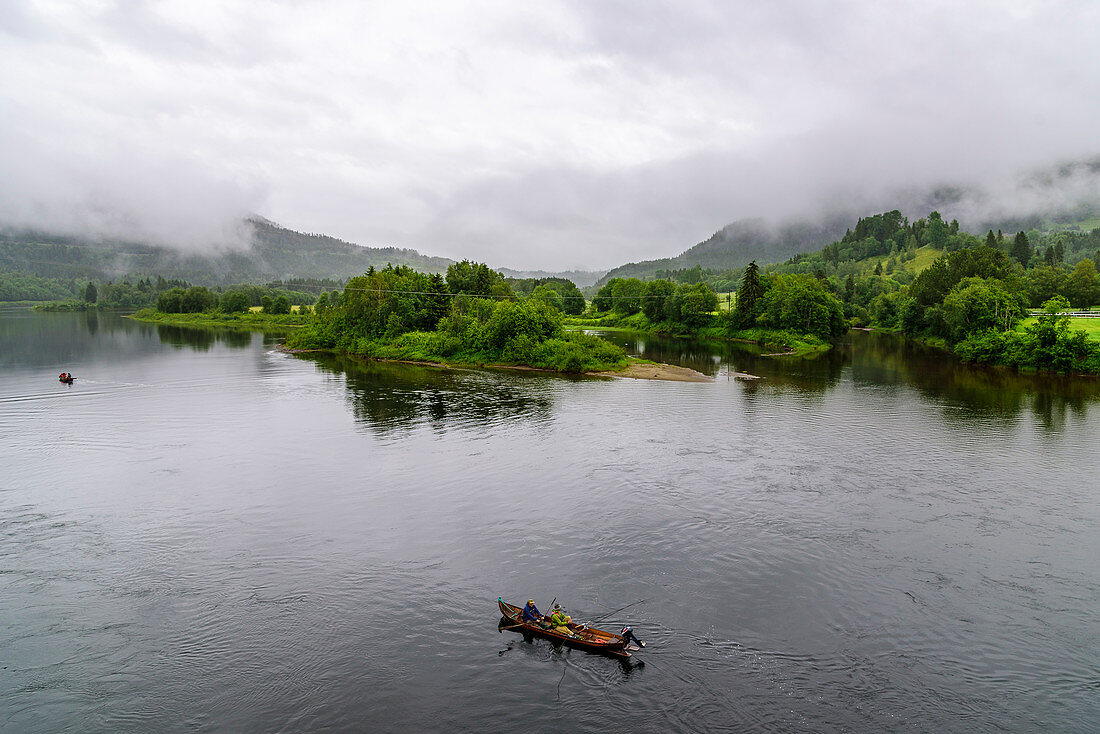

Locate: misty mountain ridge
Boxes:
[3,156,1098,290]
[0,217,612,288]
[0,217,458,285]
[598,158,1100,285]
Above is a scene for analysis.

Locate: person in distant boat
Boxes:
[620,625,645,648]
[522,599,545,626]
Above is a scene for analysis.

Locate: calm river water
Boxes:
[1,310,1098,733]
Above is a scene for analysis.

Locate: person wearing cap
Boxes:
[522,599,544,625]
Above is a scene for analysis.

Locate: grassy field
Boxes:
[248,305,310,313]
[1017,316,1100,341]
[1049,217,1100,232]
[857,245,943,276]
[129,309,310,330]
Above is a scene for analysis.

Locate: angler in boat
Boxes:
[59,372,74,384]
[548,605,572,635]
[522,599,547,627]
[498,598,642,659]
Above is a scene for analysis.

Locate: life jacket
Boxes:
[551,611,568,626]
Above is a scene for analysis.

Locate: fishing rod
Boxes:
[590,599,647,623]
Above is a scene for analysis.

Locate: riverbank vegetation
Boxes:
[130,308,312,330]
[578,260,843,355]
[27,275,322,314]
[760,210,1100,374]
[627,208,1100,374]
[285,262,627,373]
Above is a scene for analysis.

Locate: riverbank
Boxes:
[565,314,831,357]
[864,320,1100,376]
[279,342,707,382]
[128,308,310,330]
[594,361,714,382]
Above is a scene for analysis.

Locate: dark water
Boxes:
[2,311,1098,733]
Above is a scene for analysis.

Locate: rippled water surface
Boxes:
[2,311,1098,733]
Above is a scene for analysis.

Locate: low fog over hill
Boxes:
[598,159,1100,284]
[0,218,455,285]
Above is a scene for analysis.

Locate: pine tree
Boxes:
[735,260,763,326]
[1011,232,1031,267]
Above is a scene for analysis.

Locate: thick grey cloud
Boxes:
[1,0,1098,268]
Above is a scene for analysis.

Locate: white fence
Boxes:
[1026,310,1100,318]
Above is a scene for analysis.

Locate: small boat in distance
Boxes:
[497,598,634,659]
[59,372,74,384]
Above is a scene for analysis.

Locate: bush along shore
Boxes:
[129,308,313,330]
[284,263,629,374]
[574,261,844,357]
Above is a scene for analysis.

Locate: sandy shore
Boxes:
[596,361,713,382]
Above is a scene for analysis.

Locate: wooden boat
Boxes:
[59,373,74,384]
[497,598,633,659]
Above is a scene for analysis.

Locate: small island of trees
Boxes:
[286,261,627,373]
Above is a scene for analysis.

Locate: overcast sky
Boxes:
[2,0,1099,270]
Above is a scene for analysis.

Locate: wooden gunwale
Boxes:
[497,598,631,659]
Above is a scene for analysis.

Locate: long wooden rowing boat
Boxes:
[497,598,632,659]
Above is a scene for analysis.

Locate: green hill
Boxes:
[597,215,851,286]
[0,217,455,285]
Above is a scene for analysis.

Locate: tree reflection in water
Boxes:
[155,324,257,351]
[845,331,1099,432]
[302,352,559,436]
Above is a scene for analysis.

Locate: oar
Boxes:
[591,599,647,623]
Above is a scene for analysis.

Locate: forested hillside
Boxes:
[0,217,455,285]
[597,216,851,286]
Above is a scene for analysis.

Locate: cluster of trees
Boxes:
[0,272,82,301]
[1011,226,1100,269]
[591,278,720,328]
[590,267,850,344]
[857,243,1100,372]
[156,286,219,314]
[952,297,1100,374]
[288,262,624,373]
[11,269,324,313]
[156,283,318,315]
[334,265,449,336]
[507,277,586,315]
[729,261,847,341]
[11,273,196,309]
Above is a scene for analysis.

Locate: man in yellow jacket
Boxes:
[549,605,572,635]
